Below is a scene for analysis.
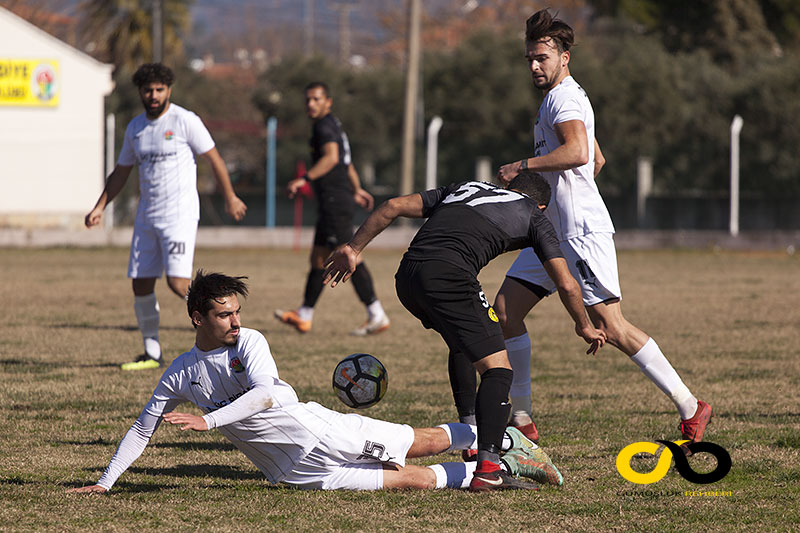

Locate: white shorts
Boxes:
[506,232,622,306]
[281,411,415,490]
[127,220,198,279]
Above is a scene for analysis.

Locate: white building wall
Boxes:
[0,8,113,228]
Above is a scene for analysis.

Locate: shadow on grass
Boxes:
[59,437,116,446]
[0,358,135,369]
[125,464,264,481]
[61,480,178,492]
[150,441,237,452]
[72,464,264,483]
[51,323,188,332]
[57,440,236,452]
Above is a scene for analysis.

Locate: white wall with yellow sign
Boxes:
[0,7,113,229]
[0,59,61,107]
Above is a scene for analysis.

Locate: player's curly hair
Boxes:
[525,9,574,53]
[508,170,552,208]
[187,270,249,327]
[132,63,175,88]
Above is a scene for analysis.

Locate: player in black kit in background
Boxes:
[275,82,390,336]
[323,171,606,492]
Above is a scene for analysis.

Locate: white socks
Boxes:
[134,293,161,360]
[297,306,314,322]
[367,300,386,321]
[506,333,532,415]
[631,338,697,419]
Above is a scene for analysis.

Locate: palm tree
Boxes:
[78,0,193,73]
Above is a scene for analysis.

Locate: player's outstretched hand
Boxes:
[576,325,606,356]
[286,178,307,199]
[323,244,359,288]
[497,161,523,185]
[163,411,209,432]
[354,188,374,211]
[225,195,248,222]
[66,484,107,494]
[84,207,103,228]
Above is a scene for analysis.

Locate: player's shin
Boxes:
[429,462,479,489]
[448,350,477,425]
[631,337,697,419]
[134,293,161,359]
[437,423,478,451]
[506,333,532,415]
[302,268,326,308]
[474,367,513,467]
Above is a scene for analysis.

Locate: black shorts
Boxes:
[313,195,355,248]
[394,258,505,363]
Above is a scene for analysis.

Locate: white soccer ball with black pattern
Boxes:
[332,353,388,409]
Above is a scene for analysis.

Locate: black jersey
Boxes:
[309,113,354,199]
[403,181,563,276]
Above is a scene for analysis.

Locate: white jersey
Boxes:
[534,76,614,241]
[96,328,334,489]
[118,103,215,224]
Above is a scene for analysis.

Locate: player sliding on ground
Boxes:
[66,271,561,493]
[323,171,606,492]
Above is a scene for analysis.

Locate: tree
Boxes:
[423,29,535,185]
[252,55,404,189]
[588,0,780,67]
[78,0,193,74]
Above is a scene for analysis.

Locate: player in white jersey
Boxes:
[85,64,247,371]
[66,271,563,493]
[494,10,711,451]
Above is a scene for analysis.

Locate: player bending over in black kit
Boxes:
[323,171,607,492]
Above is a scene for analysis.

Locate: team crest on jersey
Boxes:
[164,130,174,140]
[230,357,244,373]
[488,308,499,322]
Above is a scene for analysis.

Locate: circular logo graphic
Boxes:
[31,63,57,102]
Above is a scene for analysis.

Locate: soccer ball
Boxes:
[332,353,388,409]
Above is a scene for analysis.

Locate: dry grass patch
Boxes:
[0,247,798,531]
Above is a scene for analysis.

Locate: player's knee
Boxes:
[596,322,624,347]
[495,305,525,337]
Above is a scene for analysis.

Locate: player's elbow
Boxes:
[595,154,605,171]
[383,196,416,219]
[573,150,590,167]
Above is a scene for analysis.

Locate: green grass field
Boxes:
[1,246,798,532]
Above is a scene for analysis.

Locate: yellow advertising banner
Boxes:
[0,59,60,107]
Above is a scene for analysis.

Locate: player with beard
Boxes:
[492,9,711,451]
[85,63,247,371]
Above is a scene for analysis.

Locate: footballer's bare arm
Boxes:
[497,120,589,184]
[288,142,339,198]
[200,147,247,221]
[85,165,134,228]
[542,257,606,354]
[593,138,605,178]
[323,193,425,287]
